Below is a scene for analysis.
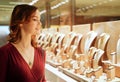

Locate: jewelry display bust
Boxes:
[84,31,97,54]
[116,35,120,64]
[97,33,110,50]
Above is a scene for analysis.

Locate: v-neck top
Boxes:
[0,43,46,82]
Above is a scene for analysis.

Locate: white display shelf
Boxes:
[58,67,120,82]
[46,60,62,68]
[45,64,77,82]
[45,64,120,82]
[58,67,90,82]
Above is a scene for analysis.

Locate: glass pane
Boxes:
[37,1,46,28]
[75,0,120,24]
[50,0,71,27]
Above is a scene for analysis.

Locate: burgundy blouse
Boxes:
[0,43,46,82]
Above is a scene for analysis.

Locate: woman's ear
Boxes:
[19,23,23,27]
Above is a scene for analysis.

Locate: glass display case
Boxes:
[75,0,120,24]
[42,0,120,27]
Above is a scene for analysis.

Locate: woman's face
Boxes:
[21,9,41,35]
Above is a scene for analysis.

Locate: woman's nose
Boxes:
[38,20,42,25]
[35,26,40,35]
[37,21,42,27]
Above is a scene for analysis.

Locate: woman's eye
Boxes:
[33,19,38,21]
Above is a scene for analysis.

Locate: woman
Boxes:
[0,4,46,82]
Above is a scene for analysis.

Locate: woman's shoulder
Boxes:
[35,47,45,53]
[0,43,13,52]
[0,43,13,64]
[35,47,46,58]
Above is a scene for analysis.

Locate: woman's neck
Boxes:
[20,35,32,48]
[18,29,33,48]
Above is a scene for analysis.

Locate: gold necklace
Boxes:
[25,54,32,66]
[29,61,32,65]
[19,46,33,66]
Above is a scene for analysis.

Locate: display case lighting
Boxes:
[29,0,39,5]
[51,0,69,10]
[40,10,46,15]
[51,14,61,19]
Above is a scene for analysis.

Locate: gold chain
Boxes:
[19,46,33,66]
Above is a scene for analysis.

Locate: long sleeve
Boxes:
[0,47,9,82]
[41,49,46,82]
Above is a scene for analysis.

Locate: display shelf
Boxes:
[58,67,120,82]
[46,60,62,68]
[45,64,77,82]
[58,67,90,82]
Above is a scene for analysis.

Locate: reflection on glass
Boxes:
[50,0,71,27]
[75,0,120,24]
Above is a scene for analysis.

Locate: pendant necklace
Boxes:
[29,61,32,65]
[24,53,32,66]
[25,52,33,66]
[20,46,33,66]
[25,53,33,66]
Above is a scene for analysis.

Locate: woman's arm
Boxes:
[0,48,8,82]
[42,50,46,82]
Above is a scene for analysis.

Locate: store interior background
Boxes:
[0,0,120,82]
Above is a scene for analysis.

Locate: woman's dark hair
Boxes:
[8,4,38,47]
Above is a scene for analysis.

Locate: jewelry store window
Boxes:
[75,0,120,24]
[50,0,72,28]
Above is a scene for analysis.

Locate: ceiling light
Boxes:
[40,10,46,15]
[29,0,39,5]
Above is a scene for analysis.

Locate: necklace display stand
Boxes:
[38,33,46,46]
[47,32,77,67]
[69,33,83,59]
[97,33,110,50]
[113,35,120,78]
[116,35,120,64]
[55,32,77,63]
[85,49,104,79]
[42,33,53,49]
[59,33,83,69]
[46,32,61,66]
[84,31,97,54]
[58,31,99,81]
[74,31,97,61]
